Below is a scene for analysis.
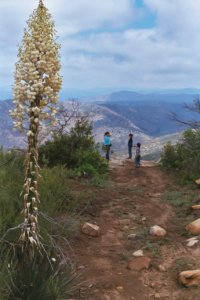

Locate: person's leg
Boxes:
[135,156,139,167]
[106,146,110,160]
[128,146,132,158]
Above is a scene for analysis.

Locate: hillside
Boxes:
[0,91,199,153]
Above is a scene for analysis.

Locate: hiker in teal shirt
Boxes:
[104,131,112,160]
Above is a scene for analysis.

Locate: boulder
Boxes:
[192,205,200,210]
[82,222,101,237]
[186,218,200,235]
[127,256,151,271]
[178,270,200,287]
[149,225,167,237]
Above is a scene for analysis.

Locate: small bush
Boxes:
[0,149,24,234]
[160,129,200,182]
[160,142,178,170]
[39,119,108,177]
[39,166,80,216]
[0,151,82,235]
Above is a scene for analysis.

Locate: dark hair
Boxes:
[104,131,110,136]
[129,133,133,137]
[137,142,141,147]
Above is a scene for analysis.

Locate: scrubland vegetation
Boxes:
[161,129,200,183]
[0,118,108,299]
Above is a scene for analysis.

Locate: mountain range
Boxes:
[0,91,200,155]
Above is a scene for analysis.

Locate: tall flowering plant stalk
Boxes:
[10,0,62,255]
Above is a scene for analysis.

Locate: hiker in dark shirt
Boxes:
[128,133,133,159]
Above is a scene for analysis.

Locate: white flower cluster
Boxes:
[11,1,62,131]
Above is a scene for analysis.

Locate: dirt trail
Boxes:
[73,159,200,300]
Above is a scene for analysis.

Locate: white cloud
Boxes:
[144,0,200,41]
[1,0,200,98]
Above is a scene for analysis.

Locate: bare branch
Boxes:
[171,111,200,129]
[171,95,200,129]
[52,99,98,137]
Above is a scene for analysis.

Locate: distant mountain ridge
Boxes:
[0,90,200,152]
[94,90,196,104]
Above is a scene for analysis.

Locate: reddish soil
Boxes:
[71,158,200,300]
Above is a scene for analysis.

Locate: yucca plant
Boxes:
[10,0,62,256]
[0,1,79,299]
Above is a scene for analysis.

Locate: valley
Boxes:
[0,91,199,158]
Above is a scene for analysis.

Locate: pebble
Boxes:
[116,286,124,291]
[158,264,166,272]
[132,250,144,257]
[128,233,137,240]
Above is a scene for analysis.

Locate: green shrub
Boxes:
[39,166,80,216]
[160,142,178,170]
[160,129,200,182]
[0,150,24,234]
[39,119,108,177]
[0,151,82,235]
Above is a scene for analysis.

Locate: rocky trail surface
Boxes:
[71,158,200,300]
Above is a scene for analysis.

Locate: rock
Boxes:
[186,237,199,247]
[82,222,101,237]
[186,236,198,241]
[158,264,166,272]
[195,179,200,185]
[127,233,137,240]
[187,240,198,247]
[150,282,155,288]
[192,204,200,210]
[186,218,200,235]
[142,217,147,222]
[132,250,144,257]
[116,286,124,291]
[127,257,151,271]
[154,293,161,299]
[149,225,167,237]
[178,270,200,287]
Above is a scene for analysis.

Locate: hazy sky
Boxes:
[1,0,200,99]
